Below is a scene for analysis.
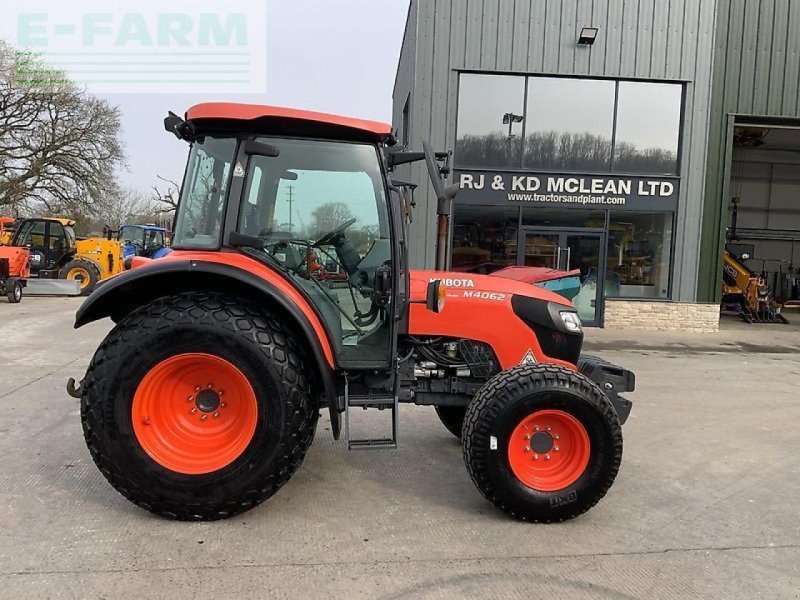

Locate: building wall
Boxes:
[393,0,718,304]
[698,0,800,302]
[604,299,720,332]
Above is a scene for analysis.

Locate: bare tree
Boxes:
[95,187,159,231]
[0,42,125,214]
[310,202,354,239]
[151,175,181,216]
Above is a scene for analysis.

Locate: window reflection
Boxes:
[451,205,519,274]
[524,78,615,171]
[614,82,682,175]
[456,74,525,168]
[606,212,673,298]
[455,74,683,176]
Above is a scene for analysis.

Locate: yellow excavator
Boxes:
[9,217,124,295]
[722,250,788,323]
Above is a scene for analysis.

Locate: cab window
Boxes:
[237,137,392,367]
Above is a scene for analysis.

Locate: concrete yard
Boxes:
[1,297,798,599]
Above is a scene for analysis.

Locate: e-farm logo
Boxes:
[2,0,267,93]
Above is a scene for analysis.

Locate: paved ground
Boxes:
[1,297,798,599]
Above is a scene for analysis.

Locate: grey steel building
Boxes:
[392,0,800,329]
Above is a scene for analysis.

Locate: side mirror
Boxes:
[425,279,446,313]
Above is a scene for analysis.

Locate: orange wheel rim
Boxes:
[132,353,258,475]
[507,409,590,492]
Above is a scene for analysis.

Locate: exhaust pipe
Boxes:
[423,141,458,271]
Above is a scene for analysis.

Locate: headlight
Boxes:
[560,311,582,333]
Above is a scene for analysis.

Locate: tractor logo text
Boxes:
[430,277,475,288]
[463,291,506,301]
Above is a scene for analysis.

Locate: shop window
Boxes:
[606,212,673,299]
[613,82,682,175]
[456,74,526,169]
[524,77,616,172]
[521,208,606,229]
[451,205,519,274]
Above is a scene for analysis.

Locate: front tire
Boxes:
[60,260,100,295]
[81,292,319,520]
[462,365,623,522]
[7,281,22,303]
[435,406,466,439]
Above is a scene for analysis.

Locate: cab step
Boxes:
[342,379,398,450]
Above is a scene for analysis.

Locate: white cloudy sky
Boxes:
[63,1,411,194]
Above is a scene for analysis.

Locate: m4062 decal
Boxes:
[462,291,507,301]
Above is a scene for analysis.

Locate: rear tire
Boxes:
[435,406,466,439]
[462,365,622,522]
[60,259,100,295]
[7,281,22,303]
[81,292,319,521]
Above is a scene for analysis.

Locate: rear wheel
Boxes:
[60,260,100,295]
[435,406,466,439]
[7,281,22,303]
[462,365,622,522]
[81,292,319,520]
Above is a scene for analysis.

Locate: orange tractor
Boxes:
[68,104,635,522]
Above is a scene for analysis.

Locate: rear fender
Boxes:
[75,256,341,438]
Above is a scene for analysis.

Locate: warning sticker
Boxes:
[233,162,245,177]
[520,349,537,365]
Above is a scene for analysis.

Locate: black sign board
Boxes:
[454,170,679,211]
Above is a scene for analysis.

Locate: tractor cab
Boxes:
[118,225,170,259]
[11,218,76,274]
[167,105,401,369]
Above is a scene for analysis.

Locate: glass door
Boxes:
[519,232,561,268]
[563,234,604,327]
[518,229,606,327]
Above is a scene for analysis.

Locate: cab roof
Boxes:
[122,224,167,232]
[185,103,394,144]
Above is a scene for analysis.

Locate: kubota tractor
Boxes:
[68,104,635,522]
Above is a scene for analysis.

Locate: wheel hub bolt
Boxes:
[213,412,220,419]
[554,434,560,440]
[200,414,208,421]
[189,407,197,414]
[220,402,227,409]
[533,454,539,460]
[524,434,531,440]
[188,395,195,403]
[545,454,551,460]
[554,446,560,452]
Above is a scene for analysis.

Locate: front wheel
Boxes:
[462,365,623,522]
[435,406,466,439]
[7,281,22,303]
[81,292,319,520]
[60,260,100,295]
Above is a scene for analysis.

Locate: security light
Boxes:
[578,27,599,45]
[502,112,524,140]
[502,112,524,125]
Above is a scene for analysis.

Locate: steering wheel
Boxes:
[312,218,356,248]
